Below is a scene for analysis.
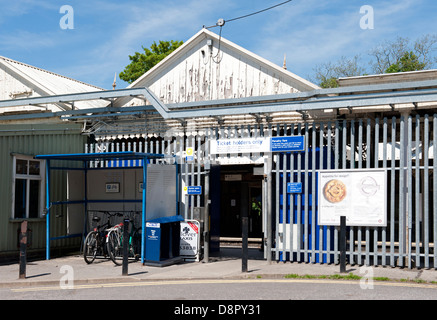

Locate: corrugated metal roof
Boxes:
[0,56,109,111]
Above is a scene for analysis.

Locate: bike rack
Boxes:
[34,151,177,263]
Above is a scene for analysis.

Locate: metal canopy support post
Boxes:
[203,165,210,263]
[45,160,51,260]
[264,156,273,263]
[141,155,148,264]
[81,161,88,253]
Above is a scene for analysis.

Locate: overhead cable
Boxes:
[203,0,293,29]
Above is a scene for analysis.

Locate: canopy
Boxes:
[35,151,174,263]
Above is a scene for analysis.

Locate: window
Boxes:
[12,155,45,219]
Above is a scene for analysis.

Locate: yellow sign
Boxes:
[186,147,194,162]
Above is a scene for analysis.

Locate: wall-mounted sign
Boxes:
[224,174,242,181]
[105,182,120,193]
[184,186,202,195]
[210,136,304,154]
[270,136,304,152]
[186,147,194,162]
[287,182,302,194]
[318,169,387,227]
[210,137,269,154]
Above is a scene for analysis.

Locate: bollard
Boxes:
[19,221,28,279]
[241,182,249,273]
[242,217,248,273]
[339,216,346,273]
[122,219,129,276]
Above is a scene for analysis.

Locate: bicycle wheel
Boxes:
[83,231,98,264]
[106,230,123,265]
[131,228,142,261]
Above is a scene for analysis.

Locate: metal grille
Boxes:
[273,115,437,269]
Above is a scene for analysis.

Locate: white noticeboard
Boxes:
[180,220,200,261]
[318,169,387,227]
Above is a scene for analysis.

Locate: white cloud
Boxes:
[0,30,56,51]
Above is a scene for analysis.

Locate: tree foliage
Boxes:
[385,51,426,73]
[313,34,437,88]
[119,40,184,84]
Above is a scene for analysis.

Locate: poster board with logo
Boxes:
[318,169,387,227]
[180,220,201,261]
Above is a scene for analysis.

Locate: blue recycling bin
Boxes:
[145,215,184,266]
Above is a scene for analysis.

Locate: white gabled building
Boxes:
[127,28,318,104]
[95,28,322,136]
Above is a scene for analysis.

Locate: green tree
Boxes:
[119,40,183,84]
[385,51,426,73]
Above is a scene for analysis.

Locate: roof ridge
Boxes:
[0,55,103,91]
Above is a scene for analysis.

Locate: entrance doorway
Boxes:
[219,165,263,240]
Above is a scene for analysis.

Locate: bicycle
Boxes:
[106,211,142,265]
[83,211,122,264]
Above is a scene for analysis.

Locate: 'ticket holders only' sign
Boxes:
[210,136,304,154]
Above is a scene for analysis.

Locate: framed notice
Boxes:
[105,182,120,193]
[318,169,387,227]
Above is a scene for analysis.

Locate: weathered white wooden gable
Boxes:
[122,28,319,107]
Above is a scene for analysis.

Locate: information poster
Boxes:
[318,169,387,227]
[180,220,200,260]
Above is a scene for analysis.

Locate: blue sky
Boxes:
[0,0,436,89]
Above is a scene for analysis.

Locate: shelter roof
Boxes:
[34,151,165,162]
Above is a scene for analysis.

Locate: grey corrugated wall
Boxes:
[0,122,86,255]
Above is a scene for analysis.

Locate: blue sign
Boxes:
[187,186,202,195]
[287,182,302,194]
[270,136,304,152]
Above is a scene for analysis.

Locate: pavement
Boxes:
[2,247,437,288]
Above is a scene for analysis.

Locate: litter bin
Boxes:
[145,215,184,267]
